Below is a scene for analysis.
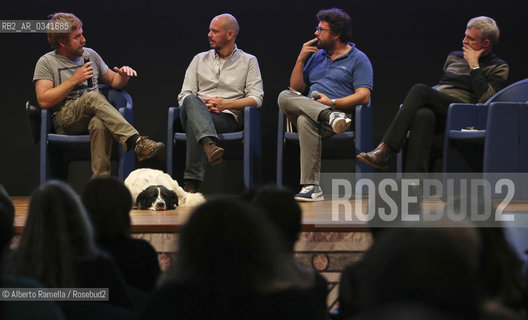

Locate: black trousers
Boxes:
[383,84,463,172]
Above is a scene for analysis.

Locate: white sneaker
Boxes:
[328,112,351,134]
[294,185,324,202]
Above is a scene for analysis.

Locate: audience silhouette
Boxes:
[7,181,135,318]
[252,185,329,319]
[82,176,161,293]
[140,197,319,320]
[0,184,67,320]
[3,181,528,320]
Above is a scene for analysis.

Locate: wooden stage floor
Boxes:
[12,196,528,234]
[12,196,374,234]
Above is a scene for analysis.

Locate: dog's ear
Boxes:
[136,189,152,210]
[162,188,178,209]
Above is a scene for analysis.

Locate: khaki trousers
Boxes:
[53,91,138,177]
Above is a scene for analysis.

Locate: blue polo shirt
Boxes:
[303,43,373,99]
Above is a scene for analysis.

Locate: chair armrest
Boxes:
[355,103,372,152]
[445,103,488,130]
[105,87,134,124]
[243,106,260,142]
[167,106,181,124]
[167,106,181,139]
[277,109,286,136]
[166,106,181,175]
[242,106,261,187]
[40,107,52,138]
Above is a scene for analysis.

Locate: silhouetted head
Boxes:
[359,228,480,319]
[172,198,284,296]
[8,180,96,287]
[82,176,132,241]
[252,186,302,253]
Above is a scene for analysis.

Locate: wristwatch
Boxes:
[331,99,336,107]
[471,65,480,70]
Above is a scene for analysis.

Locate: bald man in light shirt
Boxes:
[177,13,264,193]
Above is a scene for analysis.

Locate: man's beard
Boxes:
[317,39,334,51]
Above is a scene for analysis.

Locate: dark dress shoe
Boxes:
[203,142,224,166]
[356,142,392,170]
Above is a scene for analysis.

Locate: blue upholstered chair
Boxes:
[443,78,528,173]
[166,106,262,190]
[395,79,528,173]
[483,101,528,173]
[276,103,373,187]
[483,101,528,199]
[40,85,136,185]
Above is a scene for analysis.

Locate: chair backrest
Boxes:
[484,102,528,172]
[26,101,41,144]
[487,78,528,104]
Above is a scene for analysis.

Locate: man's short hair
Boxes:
[47,12,82,49]
[467,16,500,45]
[316,8,352,43]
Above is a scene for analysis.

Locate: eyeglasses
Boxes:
[315,27,330,33]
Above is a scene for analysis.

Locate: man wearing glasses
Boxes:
[357,16,508,173]
[278,8,373,201]
[177,13,264,193]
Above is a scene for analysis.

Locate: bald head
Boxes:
[212,13,239,37]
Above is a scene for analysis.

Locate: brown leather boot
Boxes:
[203,142,224,166]
[356,141,392,170]
[135,136,166,161]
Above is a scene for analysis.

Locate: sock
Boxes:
[199,136,215,146]
[126,134,140,151]
[318,109,332,123]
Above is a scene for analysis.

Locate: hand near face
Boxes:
[297,38,319,63]
[113,66,138,78]
[462,44,484,68]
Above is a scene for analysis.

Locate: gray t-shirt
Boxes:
[33,47,109,109]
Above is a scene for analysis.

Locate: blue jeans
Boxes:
[180,95,240,181]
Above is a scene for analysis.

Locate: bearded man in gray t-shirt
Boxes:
[33,12,164,178]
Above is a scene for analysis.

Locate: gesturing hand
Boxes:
[113,66,138,78]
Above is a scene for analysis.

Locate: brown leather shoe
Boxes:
[203,142,224,166]
[135,136,166,161]
[356,141,392,170]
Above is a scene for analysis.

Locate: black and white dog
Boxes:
[124,168,205,210]
[136,185,179,210]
